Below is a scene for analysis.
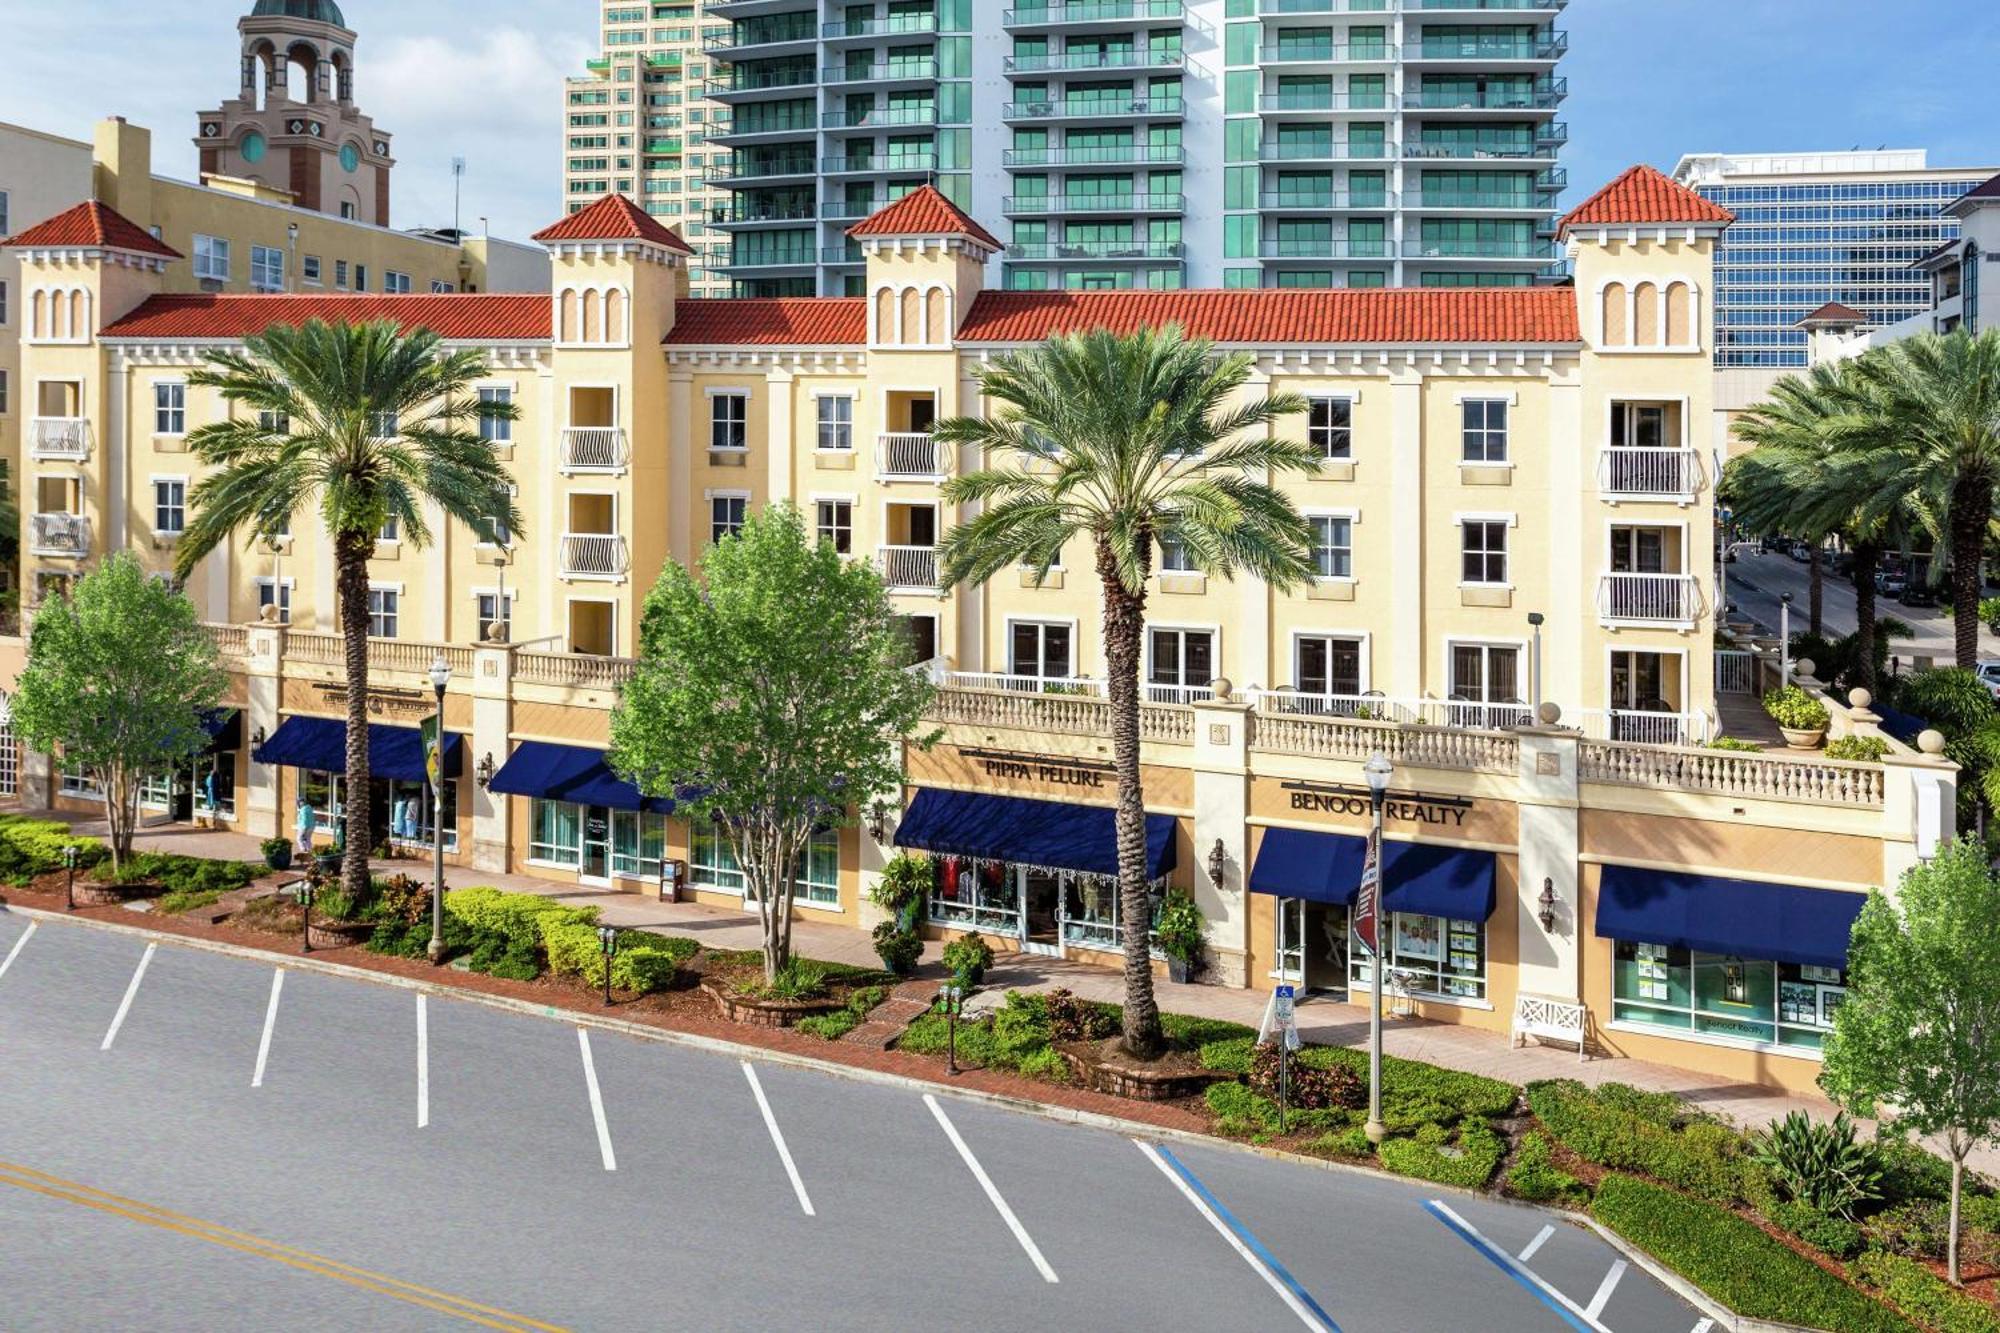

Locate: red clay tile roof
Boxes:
[100,293,551,341]
[662,297,869,346]
[845,186,1003,252]
[1559,164,1734,232]
[531,194,694,253]
[956,288,1581,345]
[3,200,183,258]
[1797,301,1868,328]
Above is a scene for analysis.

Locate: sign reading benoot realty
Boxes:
[1281,780,1472,829]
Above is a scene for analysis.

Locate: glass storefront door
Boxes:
[1022,867,1063,956]
[581,805,611,882]
[1275,898,1350,993]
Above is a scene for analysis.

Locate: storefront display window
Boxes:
[735,828,841,908]
[929,857,1024,934]
[302,770,342,831]
[60,766,102,799]
[530,799,582,867]
[1612,941,1844,1050]
[611,810,666,880]
[690,820,746,894]
[1351,912,1487,1000]
[386,778,457,852]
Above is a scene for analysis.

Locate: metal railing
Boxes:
[825,60,939,84]
[1003,193,1186,215]
[561,534,630,579]
[1597,572,1701,624]
[561,427,627,472]
[1009,242,1186,261]
[1261,191,1397,210]
[29,513,90,556]
[1598,447,1700,499]
[1005,0,1184,22]
[1259,92,1399,113]
[939,671,1108,697]
[1005,51,1185,73]
[824,153,938,174]
[1250,689,1533,731]
[31,417,90,460]
[1259,44,1400,63]
[1002,144,1187,168]
[1259,239,1397,259]
[1715,650,1757,696]
[1002,97,1183,120]
[822,14,938,37]
[878,545,940,589]
[1572,708,1711,746]
[877,433,949,478]
[822,107,937,129]
[1259,140,1397,161]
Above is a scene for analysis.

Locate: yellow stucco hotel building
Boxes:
[0,164,1954,1093]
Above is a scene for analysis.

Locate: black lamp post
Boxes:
[426,655,451,964]
[597,925,618,1006]
[294,880,315,954]
[1362,751,1393,1145]
[62,844,78,912]
[940,982,964,1075]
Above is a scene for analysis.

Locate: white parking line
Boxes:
[742,1062,814,1217]
[1518,1223,1555,1262]
[577,1029,616,1171]
[100,943,156,1052]
[924,1094,1058,1284]
[251,970,284,1088]
[0,922,36,983]
[1690,1320,1715,1333]
[1585,1259,1627,1320]
[416,994,429,1129]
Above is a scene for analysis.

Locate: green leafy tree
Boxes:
[934,325,1320,1059]
[610,504,937,983]
[172,319,522,905]
[1821,837,2000,1284]
[12,554,226,873]
[1897,668,2000,825]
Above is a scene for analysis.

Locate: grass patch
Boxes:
[796,984,891,1041]
[157,886,226,915]
[1379,1122,1507,1191]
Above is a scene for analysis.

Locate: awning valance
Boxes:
[253,716,463,783]
[1247,827,1497,922]
[1594,865,1867,970]
[894,788,1177,880]
[487,741,676,815]
[201,708,242,752]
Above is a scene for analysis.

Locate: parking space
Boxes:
[0,912,1718,1332]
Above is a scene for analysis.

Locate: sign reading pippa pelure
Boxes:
[1282,780,1472,828]
[963,747,1113,790]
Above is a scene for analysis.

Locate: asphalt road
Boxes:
[0,909,1711,1333]
[1722,547,2000,667]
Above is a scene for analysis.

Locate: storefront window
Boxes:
[139,773,175,808]
[386,779,457,852]
[1063,875,1165,951]
[302,770,342,831]
[797,830,839,907]
[611,810,667,880]
[530,799,583,867]
[690,820,746,893]
[60,766,102,799]
[929,856,1024,933]
[1351,913,1486,1000]
[200,758,236,818]
[1613,941,1845,1050]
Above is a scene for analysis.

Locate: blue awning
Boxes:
[1247,827,1497,921]
[1595,864,1866,969]
[253,716,463,783]
[201,709,242,751]
[894,788,1177,880]
[487,741,676,815]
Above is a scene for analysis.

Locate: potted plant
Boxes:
[872,921,923,976]
[1762,684,1830,750]
[260,837,294,872]
[870,852,932,932]
[941,932,994,990]
[1155,891,1205,984]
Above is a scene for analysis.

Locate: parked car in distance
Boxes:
[1899,582,1938,608]
[1788,540,1814,562]
[1760,534,1788,554]
[1975,661,2000,703]
[1878,569,1909,598]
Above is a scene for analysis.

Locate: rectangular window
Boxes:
[0,278,9,326]
[476,592,513,642]
[153,479,186,534]
[1147,627,1214,703]
[258,409,290,434]
[378,515,401,543]
[1307,397,1352,460]
[710,494,747,544]
[1309,515,1352,579]
[1009,621,1073,682]
[302,255,322,285]
[1295,635,1362,697]
[816,395,853,451]
[334,259,350,289]
[1157,529,1195,573]
[1449,643,1524,726]
[1460,520,1508,585]
[373,411,399,439]
[611,809,668,880]
[1612,942,1846,1051]
[256,578,292,624]
[385,271,413,294]
[250,245,285,291]
[353,265,368,293]
[1461,399,1509,463]
[1353,915,1487,1001]
[0,369,10,416]
[530,799,583,867]
[710,392,748,449]
[367,588,399,639]
[193,234,230,281]
[815,498,853,554]
[154,382,186,434]
[478,387,513,444]
[690,819,746,893]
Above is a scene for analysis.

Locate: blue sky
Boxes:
[2,1,1996,241]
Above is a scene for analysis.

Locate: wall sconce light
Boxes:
[1537,877,1557,932]
[252,725,267,748]
[1206,838,1226,889]
[475,753,496,790]
[864,800,891,845]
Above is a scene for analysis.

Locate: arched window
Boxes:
[1601,282,1628,347]
[925,288,949,344]
[874,287,896,343]
[605,288,627,344]
[899,287,921,345]
[580,288,602,343]
[1665,282,1692,348]
[559,288,580,344]
[1633,283,1660,347]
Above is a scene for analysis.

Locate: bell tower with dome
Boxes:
[194,0,396,226]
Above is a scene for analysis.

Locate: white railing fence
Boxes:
[878,544,940,588]
[561,427,628,472]
[1597,446,1699,498]
[1714,650,1756,695]
[877,432,947,477]
[1597,572,1700,622]
[561,534,630,578]
[1571,708,1711,747]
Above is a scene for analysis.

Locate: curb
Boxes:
[1573,1214,1741,1330]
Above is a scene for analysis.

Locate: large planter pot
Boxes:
[305,918,375,950]
[701,981,843,1029]
[1167,955,1197,985]
[313,852,342,880]
[264,845,294,872]
[1777,726,1827,751]
[71,881,148,908]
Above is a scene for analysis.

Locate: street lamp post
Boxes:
[426,656,451,964]
[596,925,618,1006]
[1780,593,1793,683]
[1361,751,1394,1145]
[294,880,315,954]
[62,844,78,912]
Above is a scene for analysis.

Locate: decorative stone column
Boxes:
[1883,728,1958,891]
[242,622,286,840]
[468,643,514,874]
[1513,704,1582,1002]
[1190,679,1253,988]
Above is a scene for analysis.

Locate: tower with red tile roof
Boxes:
[847,187,1000,351]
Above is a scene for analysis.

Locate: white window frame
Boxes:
[1443,637,1528,708]
[366,584,402,639]
[1143,624,1219,702]
[1291,629,1370,696]
[1306,394,1355,461]
[707,489,749,544]
[815,394,854,452]
[1156,528,1196,573]
[255,576,294,624]
[385,270,413,294]
[474,588,515,642]
[478,483,519,549]
[153,380,187,436]
[250,244,285,292]
[1306,508,1357,581]
[1456,511,1515,588]
[301,255,323,286]
[151,476,188,536]
[192,234,230,282]
[707,389,749,451]
[1006,616,1079,681]
[477,385,514,445]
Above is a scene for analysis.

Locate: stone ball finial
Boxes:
[1919,729,1947,756]
[1795,658,1816,679]
[258,602,279,625]
[484,619,509,644]
[1209,677,1233,702]
[1537,701,1562,725]
[1848,687,1872,710]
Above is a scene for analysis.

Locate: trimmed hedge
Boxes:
[112,852,260,895]
[0,816,105,884]
[541,916,696,993]
[445,887,593,952]
[1853,1251,2000,1333]
[1505,1130,1584,1204]
[1379,1123,1506,1190]
[1593,1175,1916,1333]
[1528,1079,1743,1203]
[1199,1035,1516,1130]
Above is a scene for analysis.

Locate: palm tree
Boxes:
[174,319,523,906]
[1848,330,2000,669]
[934,325,1321,1059]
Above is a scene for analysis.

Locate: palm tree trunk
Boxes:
[1852,543,1880,693]
[336,530,375,907]
[1951,475,1993,669]
[1807,545,1824,638]
[1098,539,1163,1061]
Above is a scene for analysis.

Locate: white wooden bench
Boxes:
[1512,993,1589,1062]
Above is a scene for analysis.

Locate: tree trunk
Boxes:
[1950,474,1993,669]
[1950,1145,1966,1286]
[1098,538,1162,1060]
[1852,544,1880,693]
[1807,545,1824,638]
[335,530,375,908]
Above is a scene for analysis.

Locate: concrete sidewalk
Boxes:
[45,808,1995,1173]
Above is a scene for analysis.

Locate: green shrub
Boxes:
[1827,735,1891,762]
[447,887,594,953]
[1206,1081,1281,1137]
[1753,1111,1884,1220]
[1767,1196,1865,1258]
[538,912,695,993]
[1765,684,1831,731]
[941,932,994,988]
[1015,1047,1070,1083]
[1528,1080,1742,1203]
[747,958,832,1001]
[157,886,226,914]
[1506,1130,1585,1204]
[1308,1046,1517,1128]
[870,852,931,915]
[1866,1200,1953,1260]
[1379,1123,1506,1190]
[1046,987,1118,1042]
[1707,736,1764,752]
[0,816,106,885]
[796,1010,860,1041]
[1154,890,1205,967]
[1964,1194,2000,1235]
[1853,1251,2000,1333]
[1875,1136,1960,1205]
[1307,1127,1375,1160]
[871,922,922,972]
[1593,1175,1916,1333]
[1199,1035,1257,1075]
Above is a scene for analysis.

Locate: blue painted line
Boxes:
[1422,1199,1600,1333]
[1153,1145,1342,1333]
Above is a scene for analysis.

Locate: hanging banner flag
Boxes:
[1353,824,1382,956]
[421,714,443,790]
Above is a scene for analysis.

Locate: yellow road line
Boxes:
[0,1160,569,1333]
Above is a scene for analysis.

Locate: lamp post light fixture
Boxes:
[940,982,964,1075]
[1361,751,1394,1145]
[1780,593,1793,683]
[1537,878,1558,933]
[426,655,452,964]
[1526,612,1545,713]
[294,880,315,954]
[1206,838,1226,890]
[596,925,619,1006]
[62,843,79,912]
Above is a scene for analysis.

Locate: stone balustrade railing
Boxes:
[1579,739,1885,808]
[1250,712,1520,774]
[514,651,636,689]
[207,625,251,661]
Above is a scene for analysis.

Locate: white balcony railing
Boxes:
[560,534,630,579]
[1144,682,1216,705]
[1572,708,1711,746]
[1249,688,1532,730]
[1597,572,1700,624]
[561,427,628,472]
[877,432,948,478]
[29,513,91,556]
[940,671,1107,697]
[31,417,90,461]
[1597,447,1699,500]
[877,544,940,589]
